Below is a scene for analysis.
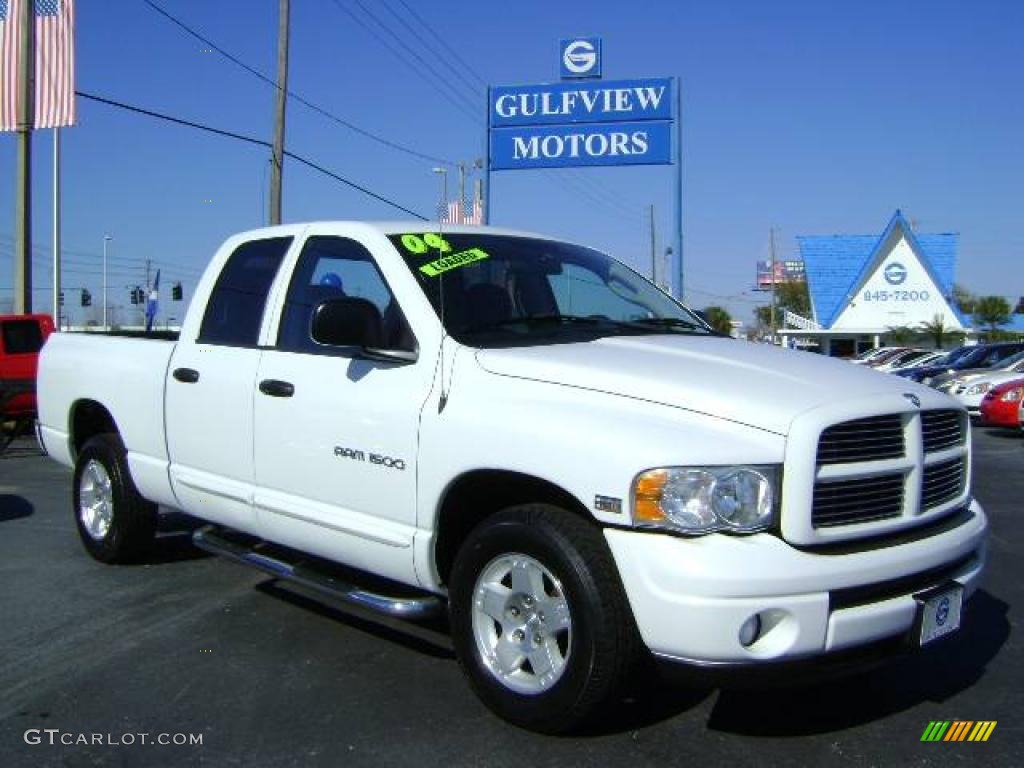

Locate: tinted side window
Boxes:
[1,320,44,354]
[198,237,292,346]
[278,236,414,354]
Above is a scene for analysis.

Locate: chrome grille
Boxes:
[812,474,904,528]
[922,457,966,509]
[816,414,904,465]
[921,409,964,454]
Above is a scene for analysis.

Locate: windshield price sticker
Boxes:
[419,248,489,277]
[400,233,452,255]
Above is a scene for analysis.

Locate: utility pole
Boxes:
[769,227,777,344]
[432,167,448,219]
[648,205,657,283]
[102,235,112,330]
[14,0,34,313]
[457,162,467,214]
[268,0,290,226]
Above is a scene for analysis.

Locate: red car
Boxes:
[978,376,1024,428]
[0,314,54,421]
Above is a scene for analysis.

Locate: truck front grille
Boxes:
[812,474,904,528]
[816,414,904,465]
[921,409,965,453]
[808,409,969,533]
[922,457,966,509]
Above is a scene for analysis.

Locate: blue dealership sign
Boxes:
[491,78,672,128]
[490,121,671,170]
[560,37,602,79]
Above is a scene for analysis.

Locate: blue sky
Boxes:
[1,0,1022,325]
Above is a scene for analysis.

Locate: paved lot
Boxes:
[0,427,1021,767]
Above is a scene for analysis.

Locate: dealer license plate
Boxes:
[915,584,963,646]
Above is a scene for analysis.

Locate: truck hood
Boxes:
[475,336,928,435]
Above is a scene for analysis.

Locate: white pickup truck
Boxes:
[38,222,988,732]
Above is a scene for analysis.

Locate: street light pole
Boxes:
[102,234,112,330]
[432,167,448,221]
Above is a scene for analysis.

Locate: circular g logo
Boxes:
[563,40,597,74]
[884,262,908,285]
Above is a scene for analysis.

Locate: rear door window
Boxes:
[198,237,293,346]
[1,320,44,355]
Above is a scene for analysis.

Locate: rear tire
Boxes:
[73,434,157,563]
[449,504,641,733]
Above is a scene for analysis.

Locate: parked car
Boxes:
[891,345,974,381]
[849,347,899,365]
[0,313,54,421]
[929,345,1024,390]
[901,342,1024,385]
[37,223,988,733]
[935,351,1024,414]
[862,346,913,368]
[874,348,935,372]
[978,378,1024,428]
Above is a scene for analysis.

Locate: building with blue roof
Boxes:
[784,211,969,355]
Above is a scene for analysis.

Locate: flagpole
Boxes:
[15,0,35,314]
[53,127,61,329]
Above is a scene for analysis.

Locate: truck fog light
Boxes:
[739,614,762,647]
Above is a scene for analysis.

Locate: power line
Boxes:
[327,0,482,123]
[392,0,488,89]
[380,0,483,96]
[77,91,429,220]
[140,0,454,166]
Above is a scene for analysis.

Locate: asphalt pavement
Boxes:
[0,426,1021,767]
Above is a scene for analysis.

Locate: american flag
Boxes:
[442,198,483,225]
[0,0,75,132]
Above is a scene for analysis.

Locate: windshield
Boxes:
[388,232,712,346]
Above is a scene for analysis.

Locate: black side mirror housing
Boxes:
[311,298,417,363]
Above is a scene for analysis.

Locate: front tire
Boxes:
[449,504,641,733]
[73,434,157,563]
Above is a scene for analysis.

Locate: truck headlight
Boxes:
[632,466,779,534]
[965,382,991,396]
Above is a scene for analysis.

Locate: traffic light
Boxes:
[81,289,92,307]
[172,282,183,301]
[130,286,142,305]
[59,291,65,307]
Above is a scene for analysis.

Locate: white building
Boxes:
[782,211,968,356]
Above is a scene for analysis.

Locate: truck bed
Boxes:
[37,333,177,473]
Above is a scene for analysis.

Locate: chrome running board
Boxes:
[192,526,444,620]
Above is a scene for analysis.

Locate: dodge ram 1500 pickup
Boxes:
[37,222,988,732]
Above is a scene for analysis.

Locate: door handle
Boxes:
[172,367,200,383]
[259,379,295,398]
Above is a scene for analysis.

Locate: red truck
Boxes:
[1,314,54,439]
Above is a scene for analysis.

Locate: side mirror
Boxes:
[311,298,417,364]
[311,297,381,348]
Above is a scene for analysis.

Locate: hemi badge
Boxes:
[594,495,623,515]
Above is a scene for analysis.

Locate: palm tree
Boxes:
[701,305,733,335]
[918,314,949,349]
[974,296,1011,334]
[885,325,917,345]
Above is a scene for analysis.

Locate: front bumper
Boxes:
[605,500,987,664]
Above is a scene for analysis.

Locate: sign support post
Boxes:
[483,85,491,225]
[672,75,683,301]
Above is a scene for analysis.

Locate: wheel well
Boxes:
[70,400,119,458]
[434,470,593,586]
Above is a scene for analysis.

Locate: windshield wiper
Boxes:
[618,317,713,334]
[462,314,603,333]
